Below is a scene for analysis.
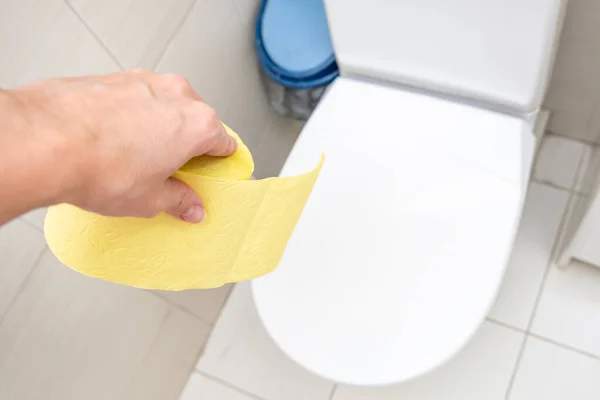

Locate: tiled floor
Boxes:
[0,0,295,399]
[3,1,600,400]
[180,134,600,400]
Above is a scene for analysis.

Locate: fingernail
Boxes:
[181,204,205,223]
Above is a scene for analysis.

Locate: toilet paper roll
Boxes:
[44,125,323,290]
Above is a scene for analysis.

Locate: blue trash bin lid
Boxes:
[261,0,335,76]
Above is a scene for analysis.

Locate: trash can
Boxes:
[256,0,339,121]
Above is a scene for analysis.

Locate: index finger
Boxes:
[205,123,238,156]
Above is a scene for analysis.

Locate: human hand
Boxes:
[10,69,237,223]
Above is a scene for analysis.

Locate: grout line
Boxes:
[529,178,591,197]
[149,285,235,399]
[328,384,338,400]
[504,168,581,397]
[147,291,203,321]
[170,285,235,400]
[148,290,222,327]
[0,247,47,330]
[63,0,126,71]
[18,217,43,232]
[567,138,591,193]
[528,332,600,362]
[529,178,572,194]
[176,307,215,400]
[196,370,267,400]
[124,306,173,398]
[182,285,236,393]
[151,0,199,71]
[504,334,529,399]
[485,317,526,334]
[525,192,577,333]
[546,130,600,149]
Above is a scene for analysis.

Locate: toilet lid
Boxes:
[261,0,335,75]
[252,78,534,385]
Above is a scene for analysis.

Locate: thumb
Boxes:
[156,178,205,223]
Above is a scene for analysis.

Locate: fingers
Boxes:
[125,69,238,158]
[155,178,205,223]
[180,103,238,157]
[129,69,204,102]
[204,123,239,156]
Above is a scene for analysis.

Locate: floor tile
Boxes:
[180,373,259,400]
[196,283,334,400]
[20,207,47,231]
[554,192,592,267]
[0,0,119,88]
[252,114,302,179]
[153,284,233,325]
[510,336,600,400]
[531,261,600,357]
[333,322,523,400]
[587,102,600,145]
[0,219,46,321]
[156,0,253,116]
[488,183,569,330]
[575,145,600,195]
[69,0,194,69]
[221,52,277,157]
[0,251,169,400]
[532,135,587,190]
[544,83,597,143]
[156,0,292,160]
[128,307,213,400]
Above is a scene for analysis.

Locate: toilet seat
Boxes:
[251,78,535,385]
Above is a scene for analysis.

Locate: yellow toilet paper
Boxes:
[44,125,323,290]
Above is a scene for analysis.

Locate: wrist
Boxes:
[0,87,85,208]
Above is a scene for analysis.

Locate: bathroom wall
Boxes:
[544,0,600,144]
[154,0,302,179]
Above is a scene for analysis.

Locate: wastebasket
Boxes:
[256,0,339,121]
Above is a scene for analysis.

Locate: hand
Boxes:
[10,69,237,223]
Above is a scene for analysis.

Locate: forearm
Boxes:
[0,89,74,224]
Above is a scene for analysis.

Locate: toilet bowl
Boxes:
[251,0,565,386]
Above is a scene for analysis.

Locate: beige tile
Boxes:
[544,89,596,142]
[0,219,46,320]
[222,54,278,156]
[156,0,253,116]
[549,0,600,98]
[180,373,258,400]
[128,307,212,400]
[156,0,279,157]
[510,336,600,400]
[69,0,194,69]
[197,283,334,400]
[20,207,47,231]
[488,183,569,330]
[230,0,261,60]
[0,251,169,400]
[153,285,233,324]
[0,0,119,88]
[532,135,588,190]
[531,261,600,357]
[544,0,600,143]
[587,102,600,144]
[252,114,302,179]
[575,146,600,195]
[554,193,591,267]
[333,322,523,400]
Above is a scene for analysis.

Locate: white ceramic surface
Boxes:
[324,0,565,113]
[252,78,534,385]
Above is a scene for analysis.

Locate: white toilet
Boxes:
[251,0,566,386]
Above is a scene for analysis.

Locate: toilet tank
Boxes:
[323,0,565,114]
